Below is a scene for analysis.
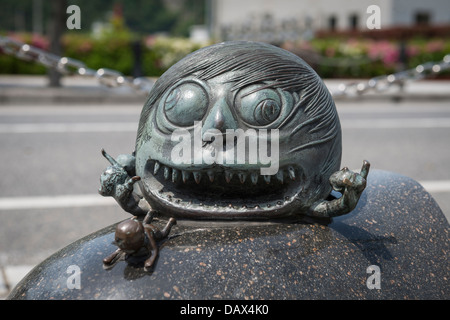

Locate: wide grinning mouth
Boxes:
[140,159,308,219]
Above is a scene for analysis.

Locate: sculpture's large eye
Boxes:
[164,82,208,126]
[254,99,281,125]
[237,87,282,126]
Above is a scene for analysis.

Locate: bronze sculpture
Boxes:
[6,40,449,301]
[99,41,369,269]
[103,211,176,271]
[99,149,148,216]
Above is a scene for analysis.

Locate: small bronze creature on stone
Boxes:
[103,212,177,271]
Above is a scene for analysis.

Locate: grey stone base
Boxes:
[7,170,449,300]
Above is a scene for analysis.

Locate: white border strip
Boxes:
[0,194,116,210]
[419,180,450,193]
[342,118,450,129]
[0,122,137,133]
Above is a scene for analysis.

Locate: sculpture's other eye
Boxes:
[164,82,209,126]
[237,87,282,126]
[254,99,281,125]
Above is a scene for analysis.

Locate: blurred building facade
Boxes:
[209,0,450,42]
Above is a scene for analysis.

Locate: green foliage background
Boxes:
[0,0,449,78]
[0,0,205,36]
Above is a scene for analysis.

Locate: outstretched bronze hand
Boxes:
[309,160,370,218]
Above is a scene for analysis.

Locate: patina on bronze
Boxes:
[103,212,176,271]
[100,41,369,221]
[99,148,148,216]
[99,41,369,269]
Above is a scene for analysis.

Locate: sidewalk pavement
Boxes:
[0,265,34,299]
[0,75,152,105]
[0,75,449,104]
[326,78,450,100]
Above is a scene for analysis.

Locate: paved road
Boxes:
[337,100,450,220]
[1,97,450,297]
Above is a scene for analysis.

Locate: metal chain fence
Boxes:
[0,36,154,94]
[1,35,449,97]
[332,54,450,97]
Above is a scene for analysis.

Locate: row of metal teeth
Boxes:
[152,161,297,185]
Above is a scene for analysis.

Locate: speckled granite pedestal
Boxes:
[7,170,449,300]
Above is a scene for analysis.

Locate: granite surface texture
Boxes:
[7,170,449,300]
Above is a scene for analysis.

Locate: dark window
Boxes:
[329,15,337,31]
[349,14,358,30]
[415,12,430,25]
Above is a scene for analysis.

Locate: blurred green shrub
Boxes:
[1,32,449,79]
[303,37,450,78]
[0,31,207,77]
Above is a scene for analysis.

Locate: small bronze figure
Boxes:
[99,149,148,217]
[103,212,176,271]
